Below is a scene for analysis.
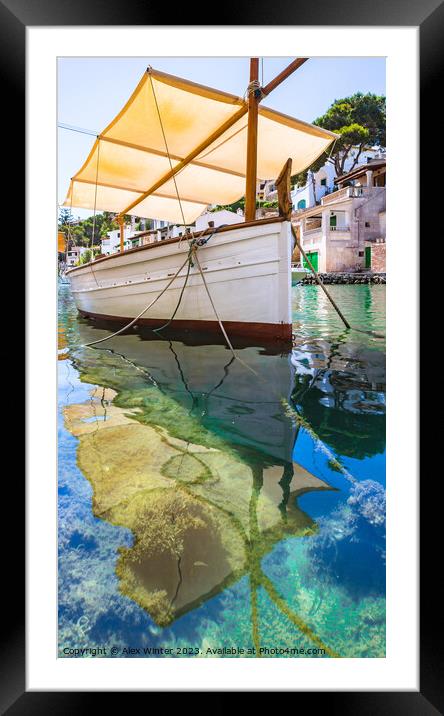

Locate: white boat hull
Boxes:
[66,218,293,344]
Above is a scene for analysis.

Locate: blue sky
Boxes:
[58,56,385,219]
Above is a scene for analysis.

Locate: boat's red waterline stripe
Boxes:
[79,310,292,345]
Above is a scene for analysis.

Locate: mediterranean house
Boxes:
[66,245,89,267]
[101,225,136,255]
[290,147,384,211]
[292,158,386,273]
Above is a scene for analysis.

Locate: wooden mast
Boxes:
[244,58,260,222]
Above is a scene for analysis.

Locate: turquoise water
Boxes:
[58,283,385,658]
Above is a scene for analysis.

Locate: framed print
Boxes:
[3,0,439,708]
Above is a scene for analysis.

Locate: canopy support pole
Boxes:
[245,58,259,222]
[118,216,125,253]
[261,58,308,97]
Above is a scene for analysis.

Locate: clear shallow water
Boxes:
[58,283,386,658]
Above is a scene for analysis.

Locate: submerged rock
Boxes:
[64,387,333,626]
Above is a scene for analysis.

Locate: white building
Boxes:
[66,245,88,267]
[291,148,385,211]
[99,209,242,256]
[100,225,144,255]
[195,209,240,232]
[292,159,386,273]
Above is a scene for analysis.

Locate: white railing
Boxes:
[321,186,371,205]
[330,225,350,232]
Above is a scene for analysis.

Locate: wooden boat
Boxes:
[64,59,337,346]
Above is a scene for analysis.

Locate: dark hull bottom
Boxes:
[78,310,293,350]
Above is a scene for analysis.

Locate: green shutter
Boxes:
[303,251,319,272]
[365,246,371,269]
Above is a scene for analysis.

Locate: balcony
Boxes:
[304,226,322,236]
[321,186,371,205]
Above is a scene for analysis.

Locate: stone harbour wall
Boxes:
[371,243,386,273]
[300,272,386,285]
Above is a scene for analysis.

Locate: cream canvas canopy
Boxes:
[64,67,337,225]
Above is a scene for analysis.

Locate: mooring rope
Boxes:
[152,232,215,335]
[148,70,187,228]
[82,253,191,347]
[192,250,258,376]
[292,225,384,339]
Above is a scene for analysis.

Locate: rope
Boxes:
[152,232,215,334]
[293,225,385,339]
[148,70,188,234]
[91,139,100,253]
[292,225,351,329]
[192,250,258,377]
[58,122,98,137]
[244,78,264,101]
[85,140,101,287]
[82,253,190,347]
[64,189,75,253]
[152,253,192,334]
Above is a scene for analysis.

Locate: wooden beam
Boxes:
[98,135,247,179]
[275,158,293,220]
[118,104,249,218]
[261,58,308,97]
[245,58,260,222]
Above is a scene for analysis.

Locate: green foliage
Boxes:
[313,92,386,177]
[58,208,74,228]
[209,197,277,213]
[79,249,92,264]
[210,198,245,213]
[57,210,138,248]
[291,171,308,189]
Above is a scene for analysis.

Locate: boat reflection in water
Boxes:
[59,288,385,657]
[69,321,336,646]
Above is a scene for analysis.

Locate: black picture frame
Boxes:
[6,0,439,709]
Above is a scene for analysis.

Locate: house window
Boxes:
[358,251,364,257]
[365,222,370,228]
[297,199,306,210]
[320,178,327,186]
